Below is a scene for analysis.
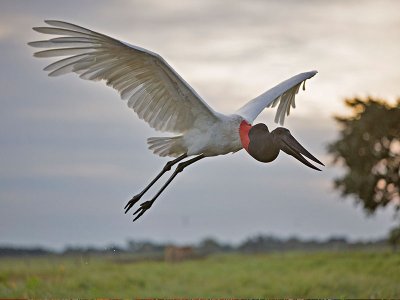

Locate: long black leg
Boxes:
[124,153,188,214]
[132,154,205,222]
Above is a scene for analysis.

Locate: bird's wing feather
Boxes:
[29,20,219,133]
[235,71,317,125]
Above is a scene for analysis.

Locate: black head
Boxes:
[239,121,324,170]
[247,123,280,163]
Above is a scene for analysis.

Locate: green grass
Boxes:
[1,250,399,298]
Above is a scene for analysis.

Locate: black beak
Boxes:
[273,128,324,171]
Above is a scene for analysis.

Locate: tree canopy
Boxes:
[328,97,400,214]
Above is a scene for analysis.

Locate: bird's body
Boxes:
[30,20,324,221]
[151,113,244,158]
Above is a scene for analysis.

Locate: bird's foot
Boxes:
[124,193,143,214]
[132,200,154,222]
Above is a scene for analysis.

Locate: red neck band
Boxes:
[239,120,252,152]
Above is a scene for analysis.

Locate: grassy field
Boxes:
[0,250,399,298]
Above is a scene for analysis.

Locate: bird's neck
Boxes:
[239,120,252,152]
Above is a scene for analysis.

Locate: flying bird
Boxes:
[29,20,324,222]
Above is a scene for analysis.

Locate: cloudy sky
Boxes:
[1,0,399,250]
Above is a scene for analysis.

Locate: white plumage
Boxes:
[236,70,317,125]
[30,20,316,158]
[30,20,217,135]
[30,20,321,221]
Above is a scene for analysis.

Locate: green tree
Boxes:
[328,97,400,214]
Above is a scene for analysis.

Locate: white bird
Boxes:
[29,20,324,221]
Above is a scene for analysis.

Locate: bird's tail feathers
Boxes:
[147,136,186,157]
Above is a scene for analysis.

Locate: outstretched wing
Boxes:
[236,71,317,125]
[29,20,219,133]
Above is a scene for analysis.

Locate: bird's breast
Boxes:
[184,115,243,156]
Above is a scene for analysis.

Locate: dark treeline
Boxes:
[0,235,388,258]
